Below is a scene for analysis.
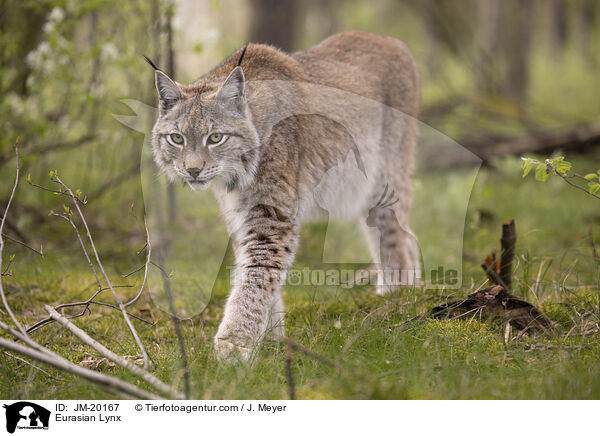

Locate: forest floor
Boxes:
[1,153,599,399]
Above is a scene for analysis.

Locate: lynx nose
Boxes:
[186,167,203,179]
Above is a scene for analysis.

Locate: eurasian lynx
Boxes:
[150,31,420,361]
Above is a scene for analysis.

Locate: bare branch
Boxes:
[1,233,43,256]
[0,336,162,400]
[559,173,600,201]
[2,351,66,381]
[124,216,151,307]
[45,306,183,399]
[0,135,96,168]
[0,140,28,337]
[53,174,151,370]
[50,212,102,292]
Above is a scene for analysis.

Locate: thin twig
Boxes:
[2,351,66,381]
[274,335,337,369]
[45,306,183,399]
[124,216,151,307]
[28,182,87,205]
[559,173,600,201]
[26,296,153,335]
[0,140,28,336]
[54,174,151,370]
[285,341,295,400]
[1,233,43,256]
[51,212,102,292]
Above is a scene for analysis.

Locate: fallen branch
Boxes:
[45,306,183,399]
[0,336,162,400]
[465,122,600,162]
[431,285,554,334]
[421,123,600,169]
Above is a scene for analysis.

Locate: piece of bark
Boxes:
[431,285,553,333]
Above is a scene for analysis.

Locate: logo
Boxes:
[3,402,50,434]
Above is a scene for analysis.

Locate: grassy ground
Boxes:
[1,153,599,399]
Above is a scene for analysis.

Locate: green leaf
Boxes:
[521,157,537,178]
[590,183,600,195]
[584,173,598,180]
[554,160,571,175]
[535,163,550,182]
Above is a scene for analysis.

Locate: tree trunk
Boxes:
[502,0,533,108]
[548,0,567,62]
[475,0,501,94]
[248,0,298,51]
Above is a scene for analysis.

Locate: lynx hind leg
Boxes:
[378,107,421,292]
[360,207,420,295]
[265,289,285,338]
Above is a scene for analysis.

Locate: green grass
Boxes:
[1,153,599,399]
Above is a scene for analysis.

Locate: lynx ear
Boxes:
[217,66,245,112]
[155,70,181,111]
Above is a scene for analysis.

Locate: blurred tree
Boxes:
[577,0,597,67]
[248,0,299,51]
[548,0,568,62]
[0,0,166,244]
[475,0,501,94]
[473,0,532,111]
[501,0,533,108]
[0,0,50,96]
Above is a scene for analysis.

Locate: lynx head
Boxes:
[151,65,260,192]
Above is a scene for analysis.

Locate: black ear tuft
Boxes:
[143,55,159,70]
[237,45,248,67]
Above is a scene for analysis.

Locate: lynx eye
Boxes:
[205,132,229,147]
[166,133,185,147]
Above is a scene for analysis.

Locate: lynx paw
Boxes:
[214,337,252,363]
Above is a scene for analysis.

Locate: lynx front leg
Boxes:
[214,204,298,362]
